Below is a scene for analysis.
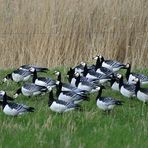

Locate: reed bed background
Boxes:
[0,0,147,69]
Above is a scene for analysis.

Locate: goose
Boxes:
[75,73,101,92]
[67,70,100,87]
[109,76,119,91]
[72,62,86,74]
[13,83,49,98]
[117,74,136,98]
[1,91,34,116]
[133,78,148,103]
[125,63,148,85]
[20,64,49,72]
[3,67,35,83]
[56,83,89,104]
[82,65,111,84]
[56,81,87,94]
[32,68,56,88]
[99,55,126,72]
[0,91,14,102]
[48,88,81,113]
[93,55,114,76]
[96,86,123,112]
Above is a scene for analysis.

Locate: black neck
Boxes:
[75,75,81,87]
[118,76,124,89]
[83,64,88,76]
[57,73,61,81]
[95,58,102,71]
[32,69,37,83]
[67,68,74,83]
[96,87,103,101]
[125,66,131,80]
[16,88,22,95]
[56,83,62,97]
[2,94,7,109]
[48,90,54,107]
[135,80,140,94]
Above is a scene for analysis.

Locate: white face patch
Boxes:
[0,91,5,96]
[3,78,7,82]
[13,94,18,98]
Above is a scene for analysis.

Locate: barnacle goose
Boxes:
[99,55,126,72]
[96,86,123,112]
[133,78,148,103]
[20,64,49,72]
[48,88,81,113]
[125,63,148,85]
[32,68,56,88]
[72,62,86,74]
[1,91,34,116]
[13,83,49,98]
[117,74,136,98]
[3,67,35,83]
[75,73,101,92]
[56,83,89,104]
[93,55,114,76]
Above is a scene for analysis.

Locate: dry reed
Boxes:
[0,0,147,69]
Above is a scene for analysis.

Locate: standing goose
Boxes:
[96,86,123,112]
[20,64,49,72]
[99,55,126,72]
[125,63,148,85]
[3,67,35,83]
[117,74,136,98]
[48,88,81,113]
[32,68,56,88]
[133,78,148,103]
[93,55,114,76]
[1,91,34,116]
[13,83,49,98]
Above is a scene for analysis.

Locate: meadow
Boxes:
[0,67,148,148]
[0,0,148,69]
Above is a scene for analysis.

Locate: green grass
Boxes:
[0,68,148,148]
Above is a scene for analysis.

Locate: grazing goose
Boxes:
[93,55,114,76]
[13,83,49,98]
[20,64,48,72]
[117,74,136,98]
[72,62,86,74]
[48,88,81,113]
[56,83,89,104]
[3,67,35,83]
[125,63,148,85]
[96,86,123,112]
[1,91,34,116]
[83,65,111,84]
[99,55,126,72]
[56,81,87,94]
[133,78,148,103]
[32,68,56,88]
[75,73,101,92]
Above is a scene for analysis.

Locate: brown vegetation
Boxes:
[0,0,147,69]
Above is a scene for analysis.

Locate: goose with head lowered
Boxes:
[117,74,136,98]
[72,62,86,74]
[133,78,148,103]
[99,55,126,72]
[96,86,123,112]
[19,64,49,72]
[125,63,148,85]
[13,83,50,98]
[3,67,35,83]
[0,91,34,116]
[56,79,89,104]
[48,88,81,113]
